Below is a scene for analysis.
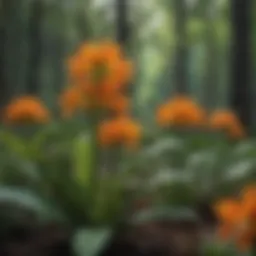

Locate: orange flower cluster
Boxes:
[156,95,245,139]
[156,95,206,128]
[62,40,140,147]
[59,86,86,118]
[98,116,141,148]
[58,40,140,148]
[69,41,132,88]
[3,96,50,125]
[209,110,245,139]
[214,185,256,251]
[60,40,132,117]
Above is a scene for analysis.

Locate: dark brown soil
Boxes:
[0,223,72,256]
[0,202,217,256]
[101,220,207,256]
[0,221,217,256]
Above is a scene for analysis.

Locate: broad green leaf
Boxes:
[88,177,109,224]
[158,181,198,206]
[232,141,256,158]
[0,186,62,222]
[201,242,239,256]
[0,130,28,158]
[27,123,59,158]
[72,228,112,256]
[144,137,184,157]
[138,137,185,168]
[223,160,255,181]
[0,157,40,186]
[72,133,93,188]
[131,206,199,224]
[89,175,125,225]
[148,169,190,188]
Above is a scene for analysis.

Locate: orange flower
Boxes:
[241,185,256,218]
[59,86,86,118]
[68,40,133,113]
[156,95,206,127]
[215,199,244,225]
[98,116,141,148]
[105,94,129,114]
[59,86,129,116]
[209,110,245,139]
[68,40,133,91]
[214,185,256,251]
[3,96,50,125]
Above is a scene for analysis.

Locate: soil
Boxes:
[101,202,218,256]
[0,220,216,256]
[0,202,217,256]
[0,223,72,256]
[101,221,204,256]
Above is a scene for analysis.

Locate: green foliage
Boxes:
[202,243,239,256]
[135,130,256,204]
[0,186,64,234]
[72,133,94,188]
[0,110,254,255]
[131,206,199,224]
[73,228,112,256]
[0,0,255,254]
[0,117,132,227]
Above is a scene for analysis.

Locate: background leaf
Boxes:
[72,228,112,256]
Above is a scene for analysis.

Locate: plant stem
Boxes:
[90,111,101,182]
[88,110,102,225]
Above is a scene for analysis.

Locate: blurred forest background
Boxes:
[0,0,255,131]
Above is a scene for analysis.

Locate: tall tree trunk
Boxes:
[38,3,68,108]
[252,0,256,130]
[203,1,218,109]
[116,0,129,47]
[230,0,252,128]
[116,0,132,98]
[173,0,188,94]
[0,1,8,108]
[27,0,43,94]
[1,0,30,100]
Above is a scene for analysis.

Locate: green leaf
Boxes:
[131,206,199,224]
[0,157,40,186]
[0,130,28,158]
[72,228,112,256]
[201,242,238,256]
[144,137,184,157]
[159,181,198,206]
[89,175,125,225]
[72,133,93,188]
[27,123,58,158]
[0,186,61,222]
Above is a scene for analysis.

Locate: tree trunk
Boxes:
[0,1,8,108]
[203,2,218,110]
[27,0,43,94]
[116,0,129,47]
[1,0,30,100]
[173,0,188,94]
[116,0,132,97]
[230,0,252,128]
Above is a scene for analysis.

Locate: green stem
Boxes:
[88,110,102,225]
[90,111,101,177]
